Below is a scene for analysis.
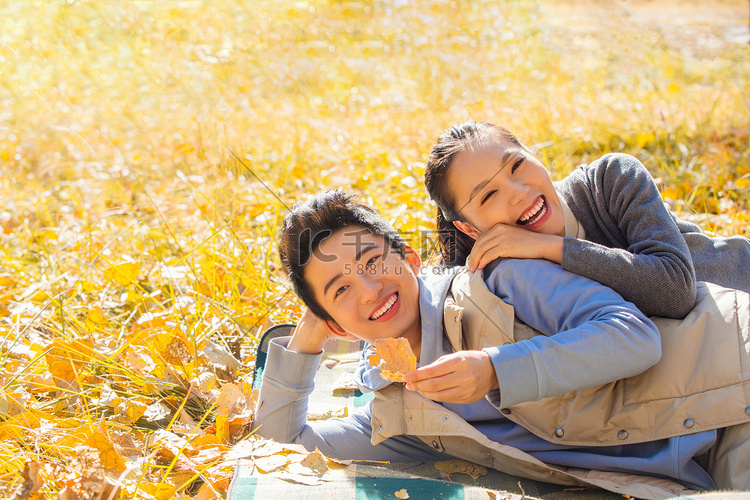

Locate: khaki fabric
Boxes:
[371,380,694,499]
[445,269,750,446]
[708,420,750,490]
[368,268,750,498]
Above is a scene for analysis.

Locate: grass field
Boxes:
[0,0,748,498]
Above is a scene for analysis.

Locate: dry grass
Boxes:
[0,0,748,498]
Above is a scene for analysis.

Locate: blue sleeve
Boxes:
[483,259,661,408]
[251,337,450,462]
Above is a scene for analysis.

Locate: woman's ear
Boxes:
[325,319,360,342]
[453,220,480,240]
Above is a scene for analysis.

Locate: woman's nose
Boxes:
[510,182,529,205]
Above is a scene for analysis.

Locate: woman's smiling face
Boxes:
[447,138,565,239]
[304,226,423,354]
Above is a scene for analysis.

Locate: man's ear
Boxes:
[325,319,360,342]
[453,220,480,240]
[403,245,422,273]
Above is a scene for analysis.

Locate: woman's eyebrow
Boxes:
[468,179,490,202]
[465,150,519,204]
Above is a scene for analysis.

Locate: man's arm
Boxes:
[251,326,451,461]
[484,258,661,408]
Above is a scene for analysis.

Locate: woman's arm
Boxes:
[558,153,696,318]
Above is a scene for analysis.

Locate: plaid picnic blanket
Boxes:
[233,330,624,500]
[227,458,625,500]
[233,326,750,500]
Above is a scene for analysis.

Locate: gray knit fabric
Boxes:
[554,153,750,318]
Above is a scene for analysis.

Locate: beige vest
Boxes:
[370,269,750,499]
[445,269,750,446]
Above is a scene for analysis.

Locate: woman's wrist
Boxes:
[543,234,564,264]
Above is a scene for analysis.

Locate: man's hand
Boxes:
[467,224,563,272]
[286,308,332,355]
[402,350,499,404]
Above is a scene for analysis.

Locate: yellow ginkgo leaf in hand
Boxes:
[368,338,416,383]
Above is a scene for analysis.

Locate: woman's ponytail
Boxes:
[436,209,475,267]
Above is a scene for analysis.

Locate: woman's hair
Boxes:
[424,121,521,267]
[278,189,406,321]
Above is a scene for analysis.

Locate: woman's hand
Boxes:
[468,224,564,271]
[403,350,499,404]
[287,308,332,355]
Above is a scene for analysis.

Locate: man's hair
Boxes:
[278,189,406,321]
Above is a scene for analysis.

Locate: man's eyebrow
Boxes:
[323,272,343,297]
[355,242,377,261]
[322,243,378,296]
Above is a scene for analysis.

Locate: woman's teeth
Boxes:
[518,197,547,226]
[371,294,397,320]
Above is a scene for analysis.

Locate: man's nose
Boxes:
[358,275,383,302]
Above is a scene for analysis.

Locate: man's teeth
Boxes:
[371,294,397,320]
[519,198,546,225]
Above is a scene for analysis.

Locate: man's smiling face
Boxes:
[304,226,423,354]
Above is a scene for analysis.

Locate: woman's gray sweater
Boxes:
[555,153,750,318]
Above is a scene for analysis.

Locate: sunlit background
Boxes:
[0,0,748,497]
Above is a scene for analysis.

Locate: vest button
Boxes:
[618,430,629,440]
[432,440,440,449]
[683,418,695,429]
[554,428,564,438]
[443,415,449,422]
[454,315,459,323]
[501,408,511,415]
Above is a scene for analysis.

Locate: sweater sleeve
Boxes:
[483,258,661,408]
[251,337,450,462]
[557,153,697,318]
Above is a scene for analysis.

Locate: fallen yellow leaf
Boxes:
[140,482,176,500]
[86,429,127,472]
[114,399,147,424]
[10,460,43,499]
[45,339,96,381]
[299,449,328,475]
[103,260,141,286]
[434,459,488,479]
